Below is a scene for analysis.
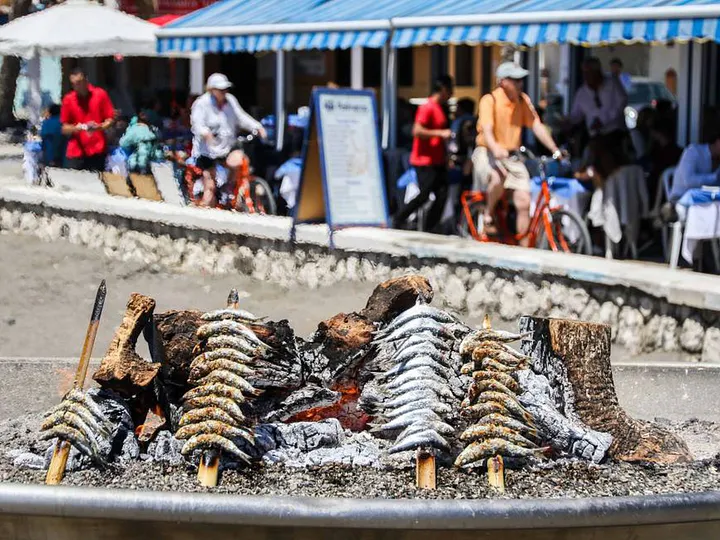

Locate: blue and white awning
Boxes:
[156,0,720,54]
[157,0,390,54]
[391,4,720,47]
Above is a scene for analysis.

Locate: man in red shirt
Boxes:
[392,75,454,232]
[61,68,115,171]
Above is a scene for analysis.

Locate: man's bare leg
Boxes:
[483,169,505,231]
[513,189,532,247]
[200,169,217,208]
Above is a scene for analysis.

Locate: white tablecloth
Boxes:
[587,165,649,244]
[681,201,720,263]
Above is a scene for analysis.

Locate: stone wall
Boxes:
[1,205,719,362]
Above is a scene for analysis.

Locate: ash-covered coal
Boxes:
[261,419,383,468]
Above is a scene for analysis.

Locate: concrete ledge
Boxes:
[2,184,720,361]
[2,184,718,311]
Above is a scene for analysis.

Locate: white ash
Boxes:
[516,370,612,463]
[144,430,184,465]
[260,419,383,468]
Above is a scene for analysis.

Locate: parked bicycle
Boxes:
[459,146,592,255]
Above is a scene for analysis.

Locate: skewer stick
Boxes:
[481,314,505,491]
[416,449,436,490]
[487,455,505,492]
[197,288,240,487]
[46,280,107,485]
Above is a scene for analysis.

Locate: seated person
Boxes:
[668,132,720,204]
[119,109,163,174]
[40,104,66,167]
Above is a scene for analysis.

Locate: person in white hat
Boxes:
[190,73,267,207]
[472,62,562,246]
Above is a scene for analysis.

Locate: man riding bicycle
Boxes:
[190,73,267,207]
[472,62,563,246]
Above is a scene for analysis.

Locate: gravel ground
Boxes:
[0,413,718,499]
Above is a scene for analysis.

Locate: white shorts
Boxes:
[471,147,531,192]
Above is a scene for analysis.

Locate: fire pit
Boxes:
[0,275,719,538]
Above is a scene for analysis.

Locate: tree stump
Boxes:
[520,316,691,464]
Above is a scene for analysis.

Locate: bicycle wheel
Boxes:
[459,199,487,239]
[236,177,277,215]
[537,208,593,255]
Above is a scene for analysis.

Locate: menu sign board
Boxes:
[293,87,389,242]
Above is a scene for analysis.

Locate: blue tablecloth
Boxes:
[677,187,720,207]
[530,176,588,199]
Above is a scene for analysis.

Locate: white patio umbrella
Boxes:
[0,0,158,124]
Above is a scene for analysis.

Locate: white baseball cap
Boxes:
[496,62,529,80]
[206,73,233,90]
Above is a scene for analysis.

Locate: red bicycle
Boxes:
[460,147,592,254]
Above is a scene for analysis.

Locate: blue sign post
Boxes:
[291,88,389,247]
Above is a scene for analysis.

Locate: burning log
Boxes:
[520,316,692,464]
[45,280,108,485]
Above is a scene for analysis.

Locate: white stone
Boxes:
[580,298,601,322]
[442,275,466,311]
[701,326,720,363]
[565,288,590,316]
[466,281,493,317]
[345,256,360,281]
[251,250,271,281]
[680,317,705,353]
[616,307,645,354]
[498,282,524,321]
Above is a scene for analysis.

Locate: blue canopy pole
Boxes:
[387,43,397,150]
[381,41,389,149]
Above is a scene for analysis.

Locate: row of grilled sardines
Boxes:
[175,302,272,465]
[39,388,114,466]
[454,322,549,467]
[368,303,467,455]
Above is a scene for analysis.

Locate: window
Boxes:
[334,49,351,87]
[363,48,382,87]
[398,48,414,87]
[454,45,474,86]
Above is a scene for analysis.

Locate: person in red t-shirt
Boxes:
[61,68,115,171]
[392,75,454,232]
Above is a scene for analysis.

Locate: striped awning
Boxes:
[392,5,720,47]
[156,0,390,54]
[156,0,720,54]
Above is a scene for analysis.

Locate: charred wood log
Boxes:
[361,275,434,323]
[520,316,691,464]
[93,294,160,398]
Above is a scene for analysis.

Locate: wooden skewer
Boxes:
[416,449,436,490]
[481,313,505,491]
[487,455,505,492]
[46,280,107,485]
[197,288,240,488]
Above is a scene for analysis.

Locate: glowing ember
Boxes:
[287,382,370,431]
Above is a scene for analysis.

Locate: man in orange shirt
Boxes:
[472,62,562,245]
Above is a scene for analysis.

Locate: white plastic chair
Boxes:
[658,167,685,269]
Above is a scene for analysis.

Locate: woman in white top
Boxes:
[190,73,267,207]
